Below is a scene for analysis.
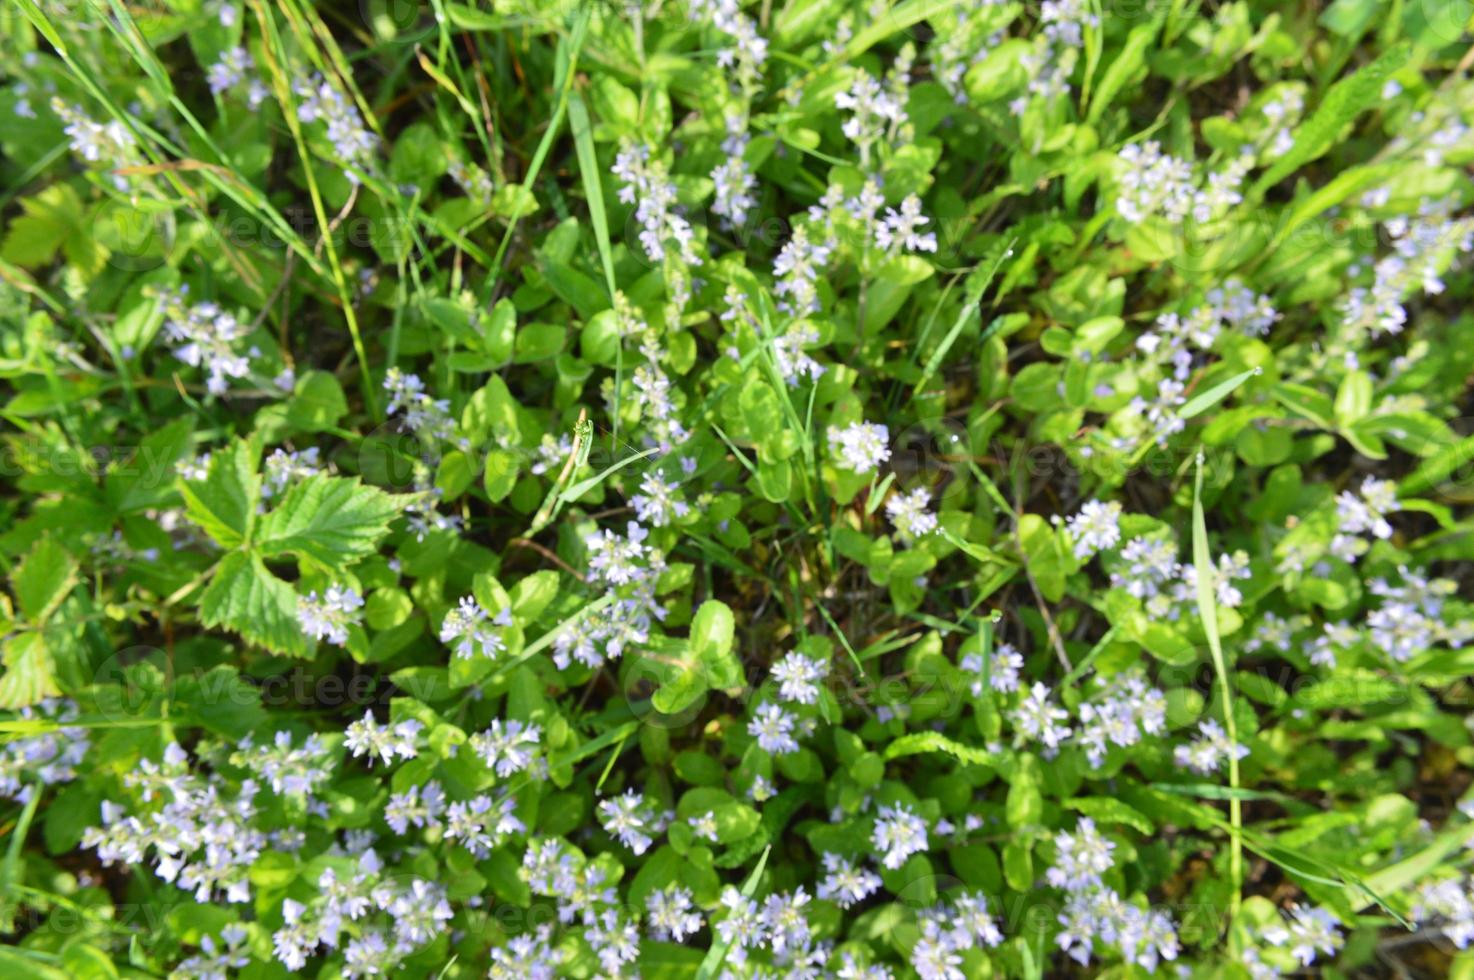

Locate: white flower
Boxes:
[158,291,253,395]
[1046,818,1115,893]
[444,795,522,857]
[237,731,333,798]
[469,720,542,777]
[53,98,139,183]
[773,226,834,315]
[1066,500,1123,559]
[631,471,689,527]
[344,712,421,766]
[828,421,891,473]
[263,447,324,499]
[384,782,445,835]
[646,884,704,941]
[689,810,719,841]
[761,887,814,957]
[383,368,460,447]
[1173,718,1248,775]
[612,144,700,269]
[872,803,929,870]
[1013,682,1072,750]
[1117,906,1181,971]
[771,325,826,386]
[960,642,1024,696]
[817,852,882,907]
[1263,905,1343,966]
[711,154,758,226]
[440,596,512,659]
[886,487,938,540]
[771,653,829,705]
[748,702,800,754]
[1335,477,1399,542]
[597,791,658,855]
[875,195,938,252]
[273,898,317,970]
[835,71,906,161]
[1412,878,1474,949]
[293,74,377,181]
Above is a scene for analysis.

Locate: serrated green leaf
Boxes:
[0,633,61,709]
[257,476,402,572]
[199,552,311,657]
[180,439,261,549]
[11,535,77,626]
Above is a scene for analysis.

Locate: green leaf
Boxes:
[1087,20,1160,124]
[689,599,734,662]
[1064,796,1154,834]
[11,535,77,626]
[1192,454,1243,911]
[60,944,119,980]
[286,370,348,432]
[1359,821,1474,908]
[484,449,521,502]
[569,92,617,297]
[883,731,995,767]
[690,599,743,692]
[1179,367,1261,421]
[1006,755,1043,827]
[1399,432,1474,497]
[257,476,402,572]
[1250,42,1413,197]
[1334,370,1373,427]
[199,552,311,657]
[509,570,560,621]
[0,633,61,709]
[0,184,84,269]
[180,438,261,549]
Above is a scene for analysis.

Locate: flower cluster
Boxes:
[555,520,668,670]
[344,711,421,766]
[0,698,89,803]
[597,790,665,855]
[52,97,141,189]
[1174,718,1249,774]
[1050,818,1181,970]
[271,854,453,976]
[297,584,364,646]
[1115,141,1250,225]
[207,45,268,106]
[294,74,377,181]
[828,420,891,473]
[158,289,255,395]
[383,368,461,448]
[82,743,264,904]
[439,595,513,659]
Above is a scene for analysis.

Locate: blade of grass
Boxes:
[0,787,42,931]
[814,602,866,677]
[251,0,379,419]
[569,89,624,443]
[82,0,320,286]
[488,7,591,292]
[1192,451,1243,930]
[1178,366,1262,421]
[568,93,618,298]
[913,238,1014,395]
